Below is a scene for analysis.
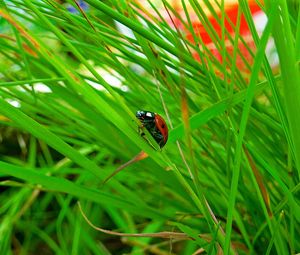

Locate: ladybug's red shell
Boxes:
[154,114,168,145]
[136,110,168,148]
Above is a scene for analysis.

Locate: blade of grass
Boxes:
[266,0,300,178]
[0,160,172,220]
[169,79,270,142]
[0,98,103,179]
[224,5,276,254]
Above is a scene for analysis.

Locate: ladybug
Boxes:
[136,110,168,148]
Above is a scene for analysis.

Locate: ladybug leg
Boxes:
[138,125,148,143]
[138,125,145,135]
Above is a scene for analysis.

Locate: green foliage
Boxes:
[0,0,299,254]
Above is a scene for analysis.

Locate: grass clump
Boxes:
[0,0,299,254]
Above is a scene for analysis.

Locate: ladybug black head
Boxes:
[136,110,145,119]
[136,110,155,120]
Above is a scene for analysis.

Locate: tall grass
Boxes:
[0,0,299,254]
